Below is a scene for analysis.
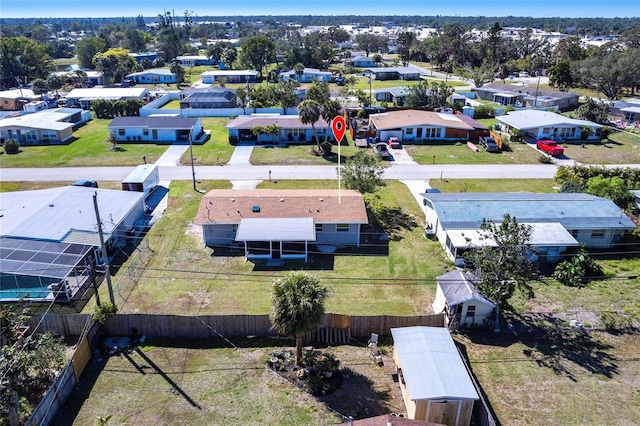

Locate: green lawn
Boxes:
[181,118,236,165]
[98,180,450,316]
[429,178,558,193]
[405,141,540,165]
[250,143,362,165]
[1,119,168,167]
[562,131,640,165]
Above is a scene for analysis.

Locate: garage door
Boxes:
[380,130,403,141]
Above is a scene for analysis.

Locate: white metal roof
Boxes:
[236,218,315,242]
[0,108,79,131]
[391,326,479,401]
[447,222,579,248]
[497,109,603,131]
[66,87,148,99]
[122,164,158,184]
[0,186,145,243]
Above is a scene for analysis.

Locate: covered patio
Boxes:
[235,218,315,262]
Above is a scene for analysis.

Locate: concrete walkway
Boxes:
[400,179,430,212]
[230,180,262,189]
[154,145,190,166]
[227,142,255,165]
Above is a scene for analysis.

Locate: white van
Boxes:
[518,71,530,78]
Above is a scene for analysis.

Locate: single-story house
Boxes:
[497,110,603,141]
[433,270,496,330]
[129,51,158,63]
[369,110,474,142]
[0,186,146,301]
[179,88,237,109]
[452,114,490,142]
[65,87,149,110]
[200,70,259,84]
[421,192,635,265]
[364,67,421,81]
[281,68,332,83]
[621,106,640,123]
[473,83,579,111]
[608,98,640,119]
[176,55,216,67]
[108,116,205,143]
[352,56,377,67]
[0,108,91,145]
[84,71,104,86]
[125,69,176,84]
[632,190,640,210]
[374,87,410,106]
[194,189,368,262]
[0,88,37,111]
[226,114,331,144]
[391,326,478,426]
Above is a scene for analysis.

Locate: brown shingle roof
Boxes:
[195,190,368,224]
[339,414,444,426]
[369,110,473,131]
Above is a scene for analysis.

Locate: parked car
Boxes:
[72,180,98,188]
[373,142,391,160]
[536,139,564,157]
[387,137,402,149]
[478,136,500,153]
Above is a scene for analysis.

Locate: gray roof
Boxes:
[181,89,236,103]
[421,192,636,230]
[126,69,174,78]
[235,218,315,242]
[109,116,197,129]
[391,326,479,401]
[0,186,145,243]
[436,270,495,307]
[375,86,410,97]
[477,83,579,100]
[497,110,602,131]
[365,67,419,75]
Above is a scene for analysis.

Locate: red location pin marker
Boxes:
[331,116,346,144]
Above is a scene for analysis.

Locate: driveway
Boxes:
[155,145,189,166]
[389,147,417,165]
[227,142,255,165]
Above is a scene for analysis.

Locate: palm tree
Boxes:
[271,273,328,365]
[298,99,322,149]
[294,63,305,82]
[322,99,342,142]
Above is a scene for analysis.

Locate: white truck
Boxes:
[121,164,159,198]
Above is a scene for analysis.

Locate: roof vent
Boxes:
[49,204,54,207]
[252,205,261,213]
[280,198,284,202]
[319,198,324,202]
[231,198,235,202]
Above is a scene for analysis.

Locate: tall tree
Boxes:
[75,36,107,68]
[298,99,322,149]
[93,48,137,84]
[240,35,275,77]
[0,37,54,87]
[464,214,537,332]
[354,34,388,57]
[396,31,418,65]
[339,151,386,194]
[271,272,328,365]
[274,80,298,115]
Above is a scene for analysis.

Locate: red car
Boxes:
[536,139,564,157]
[387,137,402,149]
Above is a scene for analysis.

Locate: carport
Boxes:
[235,217,315,262]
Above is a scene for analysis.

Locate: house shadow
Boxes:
[251,254,335,271]
[460,311,620,382]
[367,206,418,242]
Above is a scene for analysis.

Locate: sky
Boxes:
[2,0,639,19]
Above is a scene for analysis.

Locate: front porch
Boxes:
[236,217,316,262]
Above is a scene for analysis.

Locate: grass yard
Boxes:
[1,119,168,167]
[96,180,449,316]
[561,131,640,165]
[459,330,640,426]
[180,118,236,165]
[429,178,558,193]
[405,141,540,165]
[54,338,405,426]
[250,143,362,165]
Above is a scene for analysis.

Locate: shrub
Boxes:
[560,180,586,193]
[3,139,20,154]
[538,155,553,164]
[320,140,333,154]
[553,244,603,287]
[474,105,495,119]
[93,302,118,324]
[228,136,238,145]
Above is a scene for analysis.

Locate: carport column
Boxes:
[305,241,308,262]
[357,225,361,247]
[243,241,248,262]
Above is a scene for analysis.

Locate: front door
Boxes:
[417,128,423,138]
[429,401,459,426]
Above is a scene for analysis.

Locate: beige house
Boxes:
[369,110,474,142]
[391,326,478,426]
[0,108,90,145]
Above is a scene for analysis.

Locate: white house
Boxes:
[281,68,332,83]
[226,114,331,144]
[125,69,176,84]
[65,87,149,110]
[0,108,91,145]
[200,70,259,84]
[474,83,580,111]
[194,189,368,262]
[433,270,496,330]
[421,192,635,265]
[0,88,37,111]
[497,110,603,141]
[108,116,206,143]
[391,326,478,426]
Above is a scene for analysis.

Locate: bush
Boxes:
[538,155,553,164]
[474,105,495,119]
[3,139,20,154]
[553,244,603,287]
[320,140,333,154]
[93,302,118,324]
[228,136,238,145]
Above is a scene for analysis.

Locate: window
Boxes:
[337,224,349,232]
[405,128,414,135]
[315,224,323,232]
[143,129,149,136]
[571,229,579,238]
[542,127,551,134]
[118,129,125,136]
[591,229,605,238]
[41,130,57,139]
[466,305,476,317]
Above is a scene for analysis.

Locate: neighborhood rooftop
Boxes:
[195,189,368,224]
[369,110,474,130]
[498,109,604,130]
[109,116,198,129]
[421,192,635,230]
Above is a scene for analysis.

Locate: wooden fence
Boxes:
[30,313,444,340]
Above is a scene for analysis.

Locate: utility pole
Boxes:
[89,258,101,307]
[189,131,197,191]
[93,192,116,305]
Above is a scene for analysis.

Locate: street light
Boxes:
[365,70,372,106]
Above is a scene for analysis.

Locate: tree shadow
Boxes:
[251,254,335,271]
[367,206,418,242]
[461,312,620,382]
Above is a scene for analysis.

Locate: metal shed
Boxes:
[391,326,478,426]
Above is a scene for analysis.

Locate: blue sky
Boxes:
[2,0,639,19]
